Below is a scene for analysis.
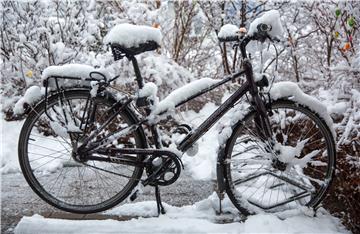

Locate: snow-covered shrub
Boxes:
[1,0,360,231]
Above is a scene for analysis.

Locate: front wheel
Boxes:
[222,99,336,214]
[18,89,147,213]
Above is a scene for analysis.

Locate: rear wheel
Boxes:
[18,90,147,213]
[223,100,335,214]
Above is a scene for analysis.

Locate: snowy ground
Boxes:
[14,198,348,234]
[0,103,349,234]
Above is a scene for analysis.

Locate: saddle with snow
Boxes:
[104,23,162,60]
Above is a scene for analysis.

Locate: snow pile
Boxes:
[181,103,220,179]
[13,86,43,115]
[106,193,237,218]
[248,10,284,39]
[153,78,220,115]
[14,194,348,233]
[218,24,239,39]
[269,81,336,138]
[104,23,162,48]
[42,64,109,89]
[0,113,24,174]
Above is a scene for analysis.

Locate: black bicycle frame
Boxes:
[76,36,272,167]
[177,60,271,152]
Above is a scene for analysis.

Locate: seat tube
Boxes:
[130,56,144,89]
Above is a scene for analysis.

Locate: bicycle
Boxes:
[18,22,336,217]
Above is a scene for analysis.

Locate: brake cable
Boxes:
[268,42,279,92]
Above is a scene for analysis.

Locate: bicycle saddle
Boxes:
[104,23,162,59]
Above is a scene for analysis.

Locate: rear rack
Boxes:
[42,73,107,122]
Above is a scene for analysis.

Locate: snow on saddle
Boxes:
[104,23,162,59]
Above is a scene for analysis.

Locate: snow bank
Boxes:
[0,113,23,174]
[42,64,109,88]
[248,10,284,39]
[15,194,348,234]
[181,103,220,180]
[269,82,336,138]
[218,24,239,39]
[104,23,162,48]
[13,86,43,115]
[153,78,220,115]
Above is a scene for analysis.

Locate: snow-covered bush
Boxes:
[1,0,359,232]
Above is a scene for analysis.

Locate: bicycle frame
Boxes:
[76,58,271,158]
[57,35,274,178]
[176,60,271,153]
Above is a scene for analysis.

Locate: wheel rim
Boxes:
[20,92,143,212]
[226,102,335,212]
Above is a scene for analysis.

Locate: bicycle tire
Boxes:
[221,99,336,215]
[18,89,147,214]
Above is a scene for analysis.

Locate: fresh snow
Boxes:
[152,78,220,115]
[269,81,336,138]
[0,112,24,174]
[14,194,348,234]
[181,102,220,179]
[248,10,284,39]
[42,64,109,88]
[138,82,158,99]
[218,24,239,39]
[104,23,162,48]
[13,86,43,115]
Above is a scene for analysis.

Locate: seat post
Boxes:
[129,56,144,89]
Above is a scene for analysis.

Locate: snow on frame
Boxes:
[152,78,220,115]
[14,193,348,234]
[248,9,284,39]
[138,82,158,100]
[104,23,162,48]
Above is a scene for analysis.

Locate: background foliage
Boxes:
[1,0,359,232]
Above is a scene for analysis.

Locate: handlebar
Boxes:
[219,23,280,59]
[239,24,281,59]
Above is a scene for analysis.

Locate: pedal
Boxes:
[130,190,138,201]
[129,183,145,202]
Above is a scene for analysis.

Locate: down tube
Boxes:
[178,81,249,152]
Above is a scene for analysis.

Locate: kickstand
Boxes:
[155,185,166,216]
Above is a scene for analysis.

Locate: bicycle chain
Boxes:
[81,161,144,182]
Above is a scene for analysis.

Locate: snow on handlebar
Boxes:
[217,10,283,43]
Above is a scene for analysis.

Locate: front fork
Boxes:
[253,94,273,140]
[243,60,287,171]
[243,59,273,141]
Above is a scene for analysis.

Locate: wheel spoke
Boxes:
[226,102,334,213]
[20,91,143,213]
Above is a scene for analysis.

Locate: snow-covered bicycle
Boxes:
[18,11,336,217]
